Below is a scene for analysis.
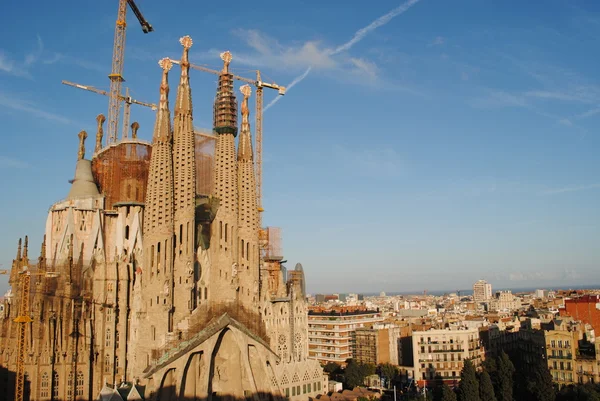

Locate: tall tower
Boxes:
[237,84,260,312]
[172,35,197,320]
[209,51,238,306]
[141,58,175,347]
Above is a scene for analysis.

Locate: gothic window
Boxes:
[104,354,111,373]
[125,225,130,240]
[105,329,111,347]
[41,372,49,398]
[106,308,112,322]
[76,372,84,396]
[116,330,120,349]
[67,371,73,401]
[246,242,250,261]
[224,223,228,242]
[241,240,244,258]
[52,371,59,398]
[107,282,113,293]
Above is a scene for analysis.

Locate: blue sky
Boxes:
[1,0,599,295]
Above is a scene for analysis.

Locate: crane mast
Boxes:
[106,0,153,145]
[13,271,32,401]
[107,0,128,145]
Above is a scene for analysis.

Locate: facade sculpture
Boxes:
[0,36,324,401]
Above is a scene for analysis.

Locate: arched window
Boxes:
[52,371,59,398]
[76,371,84,396]
[41,372,49,398]
[104,354,111,373]
[105,328,111,347]
[67,371,74,401]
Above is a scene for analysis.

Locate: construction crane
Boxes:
[64,0,152,147]
[0,267,58,401]
[169,58,286,224]
[62,80,157,139]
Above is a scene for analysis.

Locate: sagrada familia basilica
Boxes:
[0,36,325,401]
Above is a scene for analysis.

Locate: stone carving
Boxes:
[77,130,87,160]
[95,114,105,153]
[130,121,139,139]
[220,51,232,74]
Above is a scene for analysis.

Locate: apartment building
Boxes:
[307,307,383,365]
[354,324,401,365]
[490,290,520,311]
[473,280,492,302]
[412,327,484,387]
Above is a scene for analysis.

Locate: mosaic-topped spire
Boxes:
[237,85,253,161]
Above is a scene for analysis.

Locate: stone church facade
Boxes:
[0,36,325,401]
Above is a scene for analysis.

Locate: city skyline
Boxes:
[1,0,600,295]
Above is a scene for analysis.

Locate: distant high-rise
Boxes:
[473,279,492,302]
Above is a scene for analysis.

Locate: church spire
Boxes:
[16,238,22,262]
[172,35,197,316]
[236,85,259,311]
[22,235,28,266]
[237,85,253,161]
[213,51,238,136]
[153,58,173,142]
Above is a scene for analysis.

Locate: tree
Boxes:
[479,371,497,401]
[525,360,555,401]
[457,359,481,401]
[496,352,514,401]
[344,360,365,388]
[441,384,458,401]
[343,360,375,389]
[378,363,399,388]
[324,362,342,375]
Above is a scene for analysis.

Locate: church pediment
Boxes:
[144,312,277,378]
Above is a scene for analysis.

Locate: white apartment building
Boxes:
[473,280,492,302]
[307,309,383,365]
[490,290,521,311]
[412,327,485,387]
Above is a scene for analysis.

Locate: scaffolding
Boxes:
[261,227,282,261]
[194,129,216,196]
[91,140,152,209]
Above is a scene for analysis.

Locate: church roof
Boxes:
[98,384,124,401]
[67,159,100,199]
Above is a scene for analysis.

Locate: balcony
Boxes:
[549,354,573,360]
[431,349,465,353]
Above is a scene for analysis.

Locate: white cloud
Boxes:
[331,0,422,54]
[0,91,73,125]
[542,183,600,195]
[429,36,445,46]
[350,58,379,79]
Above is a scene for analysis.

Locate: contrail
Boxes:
[331,0,422,55]
[266,0,422,111]
[264,66,311,111]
